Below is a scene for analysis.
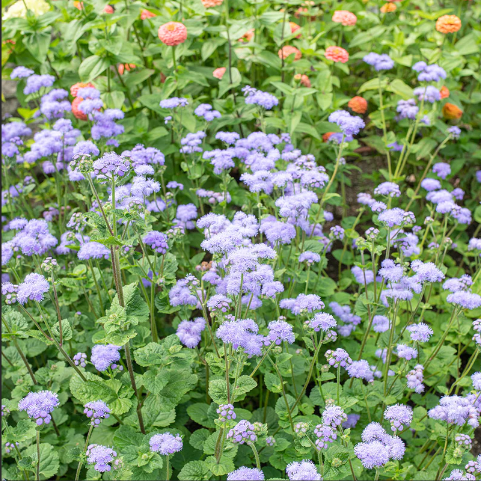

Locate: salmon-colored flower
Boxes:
[118,64,136,75]
[103,5,114,13]
[213,67,226,79]
[436,15,461,34]
[141,9,156,19]
[442,103,463,119]
[325,46,349,63]
[158,22,188,46]
[439,86,450,99]
[202,0,223,6]
[70,82,94,97]
[278,46,302,61]
[294,7,316,20]
[332,10,357,26]
[239,29,254,43]
[73,1,83,10]
[294,74,311,87]
[348,96,368,114]
[72,97,88,121]
[323,132,335,142]
[160,72,166,84]
[380,3,397,12]
[290,22,301,38]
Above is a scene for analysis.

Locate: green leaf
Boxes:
[358,77,388,94]
[186,403,216,428]
[125,69,155,88]
[102,91,125,109]
[79,55,109,82]
[387,79,414,99]
[178,460,211,481]
[265,372,282,393]
[232,375,257,400]
[204,455,235,476]
[3,420,37,443]
[23,30,51,62]
[113,425,144,450]
[209,379,228,404]
[23,443,59,478]
[201,38,227,61]
[189,429,210,450]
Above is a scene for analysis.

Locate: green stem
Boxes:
[75,424,94,481]
[248,442,261,469]
[36,430,40,481]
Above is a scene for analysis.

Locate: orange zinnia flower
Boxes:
[158,22,188,46]
[141,9,156,19]
[439,86,450,99]
[239,29,254,43]
[118,64,136,75]
[436,15,461,33]
[289,22,301,38]
[294,74,311,87]
[442,103,463,119]
[323,132,335,142]
[332,10,357,26]
[71,97,88,121]
[348,96,368,114]
[278,46,302,61]
[213,67,226,79]
[73,1,84,10]
[70,82,94,97]
[325,46,349,63]
[202,0,223,7]
[380,3,397,12]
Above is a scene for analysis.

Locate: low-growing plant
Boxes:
[2,0,481,480]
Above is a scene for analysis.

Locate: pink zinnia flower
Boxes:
[158,22,188,46]
[332,10,357,26]
[202,0,223,6]
[325,46,349,63]
[141,9,156,19]
[213,67,226,79]
[278,45,302,61]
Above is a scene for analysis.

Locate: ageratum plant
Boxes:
[2,0,481,480]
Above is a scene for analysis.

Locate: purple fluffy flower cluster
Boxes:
[176,317,206,348]
[143,231,169,255]
[149,432,183,454]
[243,86,279,110]
[428,395,480,428]
[286,460,322,480]
[406,364,425,393]
[325,348,352,368]
[384,404,413,432]
[217,318,264,357]
[217,404,236,422]
[227,420,257,444]
[84,400,111,426]
[18,390,59,425]
[227,467,265,480]
[363,52,395,70]
[86,445,118,472]
[91,344,122,372]
[280,294,324,315]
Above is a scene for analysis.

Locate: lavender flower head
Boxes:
[307,312,337,332]
[86,444,118,472]
[325,348,352,368]
[24,74,55,95]
[227,420,257,444]
[207,294,232,313]
[347,360,374,382]
[160,97,189,109]
[343,414,360,429]
[299,251,321,264]
[372,315,390,333]
[91,344,122,372]
[149,432,183,455]
[78,241,110,260]
[406,364,425,393]
[314,423,337,449]
[264,320,295,345]
[397,344,418,360]
[280,294,324,315]
[413,85,441,103]
[176,317,206,348]
[243,86,279,110]
[286,460,322,480]
[374,182,401,198]
[92,152,131,181]
[433,162,451,179]
[328,110,365,136]
[17,273,50,305]
[74,352,87,367]
[363,52,395,71]
[227,467,265,480]
[11,66,34,79]
[84,401,111,426]
[407,322,433,342]
[384,404,413,432]
[18,390,59,425]
[217,404,236,422]
[143,231,169,255]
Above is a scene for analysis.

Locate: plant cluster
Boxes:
[2,0,481,480]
